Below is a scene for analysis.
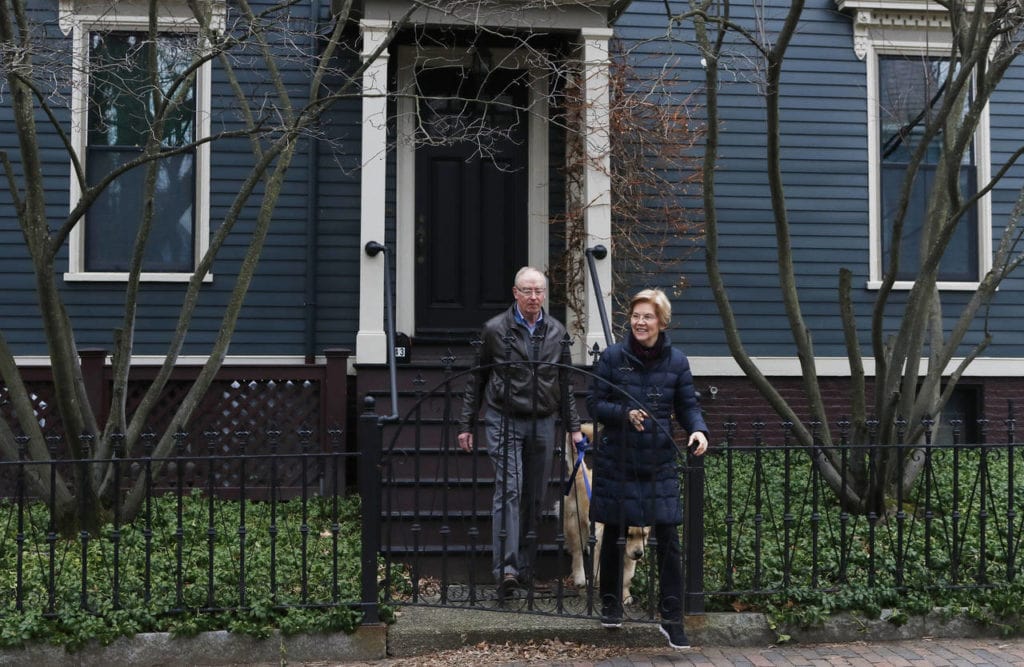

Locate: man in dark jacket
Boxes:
[458,266,585,596]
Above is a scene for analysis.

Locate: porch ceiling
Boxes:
[355,0,631,31]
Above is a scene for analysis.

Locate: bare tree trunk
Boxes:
[686,0,1024,515]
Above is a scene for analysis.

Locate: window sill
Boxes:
[63,271,212,283]
[866,280,979,291]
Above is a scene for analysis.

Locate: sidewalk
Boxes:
[381,606,1024,666]
[1,605,1020,665]
[553,638,1024,666]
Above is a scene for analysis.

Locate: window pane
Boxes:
[86,31,196,272]
[879,58,950,164]
[944,166,978,281]
[881,164,978,282]
[932,384,981,445]
[89,32,195,148]
[85,148,195,272]
[880,163,929,281]
[415,66,527,143]
[878,55,977,282]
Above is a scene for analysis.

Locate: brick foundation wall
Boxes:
[695,376,1020,444]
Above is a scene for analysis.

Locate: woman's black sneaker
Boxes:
[659,622,690,649]
[600,601,622,628]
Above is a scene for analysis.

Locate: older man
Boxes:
[458,266,584,597]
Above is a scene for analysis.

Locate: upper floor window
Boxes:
[878,55,979,283]
[86,31,196,273]
[61,1,221,282]
[837,1,993,291]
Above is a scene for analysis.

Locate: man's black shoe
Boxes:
[659,622,690,649]
[498,573,519,600]
[600,601,622,629]
[524,579,552,594]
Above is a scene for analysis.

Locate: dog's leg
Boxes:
[620,526,651,604]
[621,557,636,604]
[567,505,588,588]
[564,439,590,588]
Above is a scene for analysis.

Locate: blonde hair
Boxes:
[629,288,671,329]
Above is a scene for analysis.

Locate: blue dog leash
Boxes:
[563,434,591,499]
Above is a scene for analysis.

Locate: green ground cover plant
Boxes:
[0,491,394,650]
[696,444,1024,635]
[620,444,1024,638]
[2,442,1022,650]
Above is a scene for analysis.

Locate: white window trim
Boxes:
[60,1,222,283]
[687,355,1024,378]
[840,2,993,291]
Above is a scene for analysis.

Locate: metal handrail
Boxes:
[364,241,400,423]
[585,245,613,347]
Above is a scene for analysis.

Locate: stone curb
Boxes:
[0,608,1011,665]
[0,626,386,666]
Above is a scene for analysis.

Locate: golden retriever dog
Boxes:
[563,423,651,603]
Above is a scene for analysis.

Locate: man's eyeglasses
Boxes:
[630,313,658,323]
[515,287,546,297]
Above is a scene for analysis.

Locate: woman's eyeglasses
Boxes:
[630,313,657,323]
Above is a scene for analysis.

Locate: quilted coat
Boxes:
[586,331,708,527]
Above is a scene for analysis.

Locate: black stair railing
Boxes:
[584,245,614,347]
[364,241,400,423]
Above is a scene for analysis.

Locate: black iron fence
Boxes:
[702,415,1022,608]
[0,426,381,630]
[0,393,1021,631]
[365,363,1024,624]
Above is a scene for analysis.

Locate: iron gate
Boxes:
[365,359,706,623]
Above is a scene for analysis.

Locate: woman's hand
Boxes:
[628,409,648,431]
[688,431,709,456]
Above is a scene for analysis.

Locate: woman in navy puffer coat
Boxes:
[587,288,709,649]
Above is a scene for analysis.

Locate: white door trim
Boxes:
[394,46,550,337]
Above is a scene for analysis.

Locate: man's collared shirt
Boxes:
[513,304,544,336]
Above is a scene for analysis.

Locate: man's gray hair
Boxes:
[514,266,548,288]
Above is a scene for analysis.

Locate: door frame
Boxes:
[395,46,550,337]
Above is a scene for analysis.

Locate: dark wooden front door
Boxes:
[414,67,529,334]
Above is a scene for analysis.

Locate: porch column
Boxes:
[357,19,392,364]
[580,28,614,361]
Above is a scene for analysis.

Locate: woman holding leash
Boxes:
[586,288,709,650]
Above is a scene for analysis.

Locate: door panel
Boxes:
[414,67,528,334]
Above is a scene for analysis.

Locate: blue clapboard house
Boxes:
[2,0,1024,454]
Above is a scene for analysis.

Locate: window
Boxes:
[878,56,979,283]
[931,383,981,445]
[838,1,993,290]
[86,32,196,273]
[61,1,221,281]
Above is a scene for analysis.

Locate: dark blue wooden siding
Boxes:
[615,0,1024,360]
[2,1,336,358]
[5,0,1024,363]
[314,56,363,353]
[0,15,74,352]
[986,30,1024,357]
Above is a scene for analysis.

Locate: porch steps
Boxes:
[356,341,589,580]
